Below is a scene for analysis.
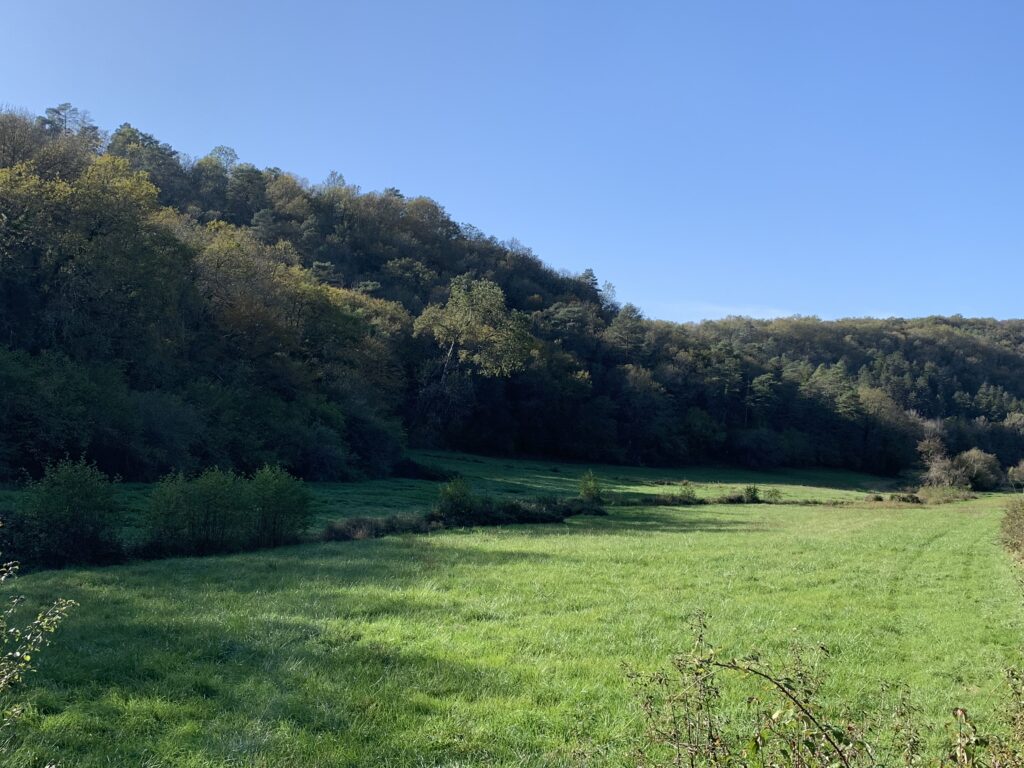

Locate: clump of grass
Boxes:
[889,492,923,504]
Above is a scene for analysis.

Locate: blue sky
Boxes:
[4,1,1023,321]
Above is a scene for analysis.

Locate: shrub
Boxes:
[428,481,603,528]
[250,465,312,547]
[665,486,701,505]
[148,469,248,555]
[433,478,476,524]
[611,488,702,507]
[742,485,761,504]
[11,459,121,567]
[952,448,1003,491]
[1004,496,1024,557]
[579,470,603,503]
[916,485,976,505]
[323,514,429,541]
[1009,459,1024,492]
[761,488,783,503]
[714,492,746,504]
[429,494,558,528]
[0,552,75,745]
[545,496,607,517]
[921,443,1002,491]
[889,492,923,504]
[148,466,310,555]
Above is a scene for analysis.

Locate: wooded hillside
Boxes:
[2,104,1022,480]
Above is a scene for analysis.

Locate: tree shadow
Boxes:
[9,505,756,765]
[15,600,524,764]
[488,508,763,538]
[12,541,566,765]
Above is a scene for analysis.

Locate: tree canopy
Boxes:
[2,103,1024,480]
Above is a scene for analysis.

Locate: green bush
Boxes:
[714,492,746,504]
[434,478,476,523]
[250,465,312,547]
[742,485,761,504]
[148,466,309,555]
[11,459,121,567]
[148,469,247,555]
[665,487,701,505]
[579,470,603,503]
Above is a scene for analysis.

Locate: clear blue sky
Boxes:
[4,1,1022,321]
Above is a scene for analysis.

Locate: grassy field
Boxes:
[4,454,1022,766]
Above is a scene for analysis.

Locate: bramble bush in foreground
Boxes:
[0,547,74,758]
[628,615,1024,768]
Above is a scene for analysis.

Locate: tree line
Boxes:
[2,103,1023,481]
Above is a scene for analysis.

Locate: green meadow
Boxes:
[4,454,1023,767]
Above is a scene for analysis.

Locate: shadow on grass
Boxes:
[11,541,549,765]
[9,506,757,765]
[441,508,763,538]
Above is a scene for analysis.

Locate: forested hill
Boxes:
[2,103,1023,481]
